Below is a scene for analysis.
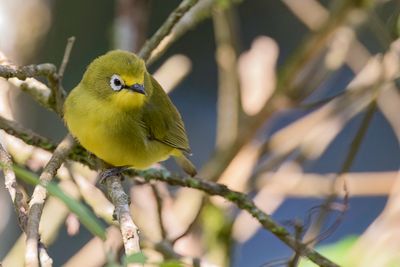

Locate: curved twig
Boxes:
[138,0,199,61]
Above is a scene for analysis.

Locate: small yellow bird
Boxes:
[64,50,196,177]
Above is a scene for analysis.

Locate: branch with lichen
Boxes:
[133,170,338,267]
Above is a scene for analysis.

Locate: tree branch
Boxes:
[0,63,56,80]
[58,36,76,80]
[0,61,57,112]
[138,0,199,61]
[135,171,339,267]
[105,174,141,255]
[25,135,75,267]
[0,145,54,267]
[0,144,28,231]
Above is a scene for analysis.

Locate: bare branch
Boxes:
[138,0,199,61]
[105,174,141,256]
[58,36,76,80]
[0,63,56,80]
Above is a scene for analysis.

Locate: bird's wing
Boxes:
[140,75,191,153]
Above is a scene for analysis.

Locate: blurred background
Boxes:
[1,0,400,266]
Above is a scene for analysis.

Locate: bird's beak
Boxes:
[127,83,146,95]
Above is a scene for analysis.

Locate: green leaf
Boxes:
[12,164,106,240]
[123,252,147,265]
[159,260,184,267]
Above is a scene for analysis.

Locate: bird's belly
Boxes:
[67,110,172,169]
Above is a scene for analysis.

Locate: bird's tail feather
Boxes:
[173,151,197,177]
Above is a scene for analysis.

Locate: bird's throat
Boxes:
[111,90,146,109]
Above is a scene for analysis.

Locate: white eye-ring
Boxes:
[110,74,124,91]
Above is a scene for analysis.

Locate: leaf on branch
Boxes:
[123,252,148,265]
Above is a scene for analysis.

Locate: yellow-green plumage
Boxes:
[64,50,196,176]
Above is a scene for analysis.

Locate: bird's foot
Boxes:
[98,166,129,185]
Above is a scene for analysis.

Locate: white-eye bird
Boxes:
[64,50,196,177]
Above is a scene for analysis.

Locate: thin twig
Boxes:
[25,135,75,267]
[58,36,76,80]
[287,220,304,267]
[138,0,199,61]
[147,0,241,65]
[303,102,377,246]
[54,36,75,114]
[105,174,141,256]
[135,171,339,267]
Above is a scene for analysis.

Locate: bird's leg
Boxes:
[98,166,129,184]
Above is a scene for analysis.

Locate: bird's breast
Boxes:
[65,92,172,168]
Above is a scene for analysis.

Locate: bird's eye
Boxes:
[110,74,124,91]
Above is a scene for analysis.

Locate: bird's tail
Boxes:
[173,150,197,177]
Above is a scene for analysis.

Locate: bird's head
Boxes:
[81,50,151,109]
